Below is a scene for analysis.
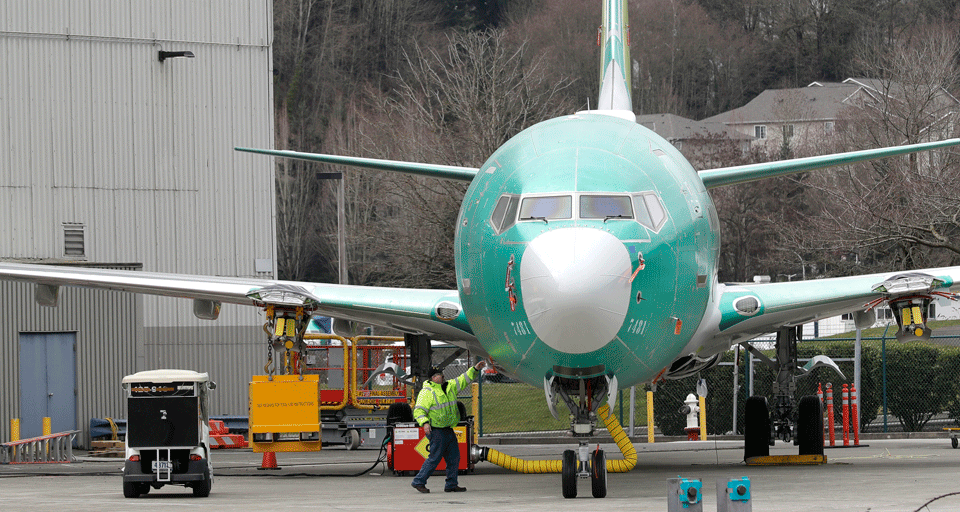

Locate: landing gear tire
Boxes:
[591,449,607,498]
[744,396,771,461]
[561,449,577,499]
[345,429,361,450]
[796,395,824,456]
[123,481,140,498]
[192,474,212,497]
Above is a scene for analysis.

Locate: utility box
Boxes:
[249,375,322,453]
[388,419,474,475]
[121,369,216,498]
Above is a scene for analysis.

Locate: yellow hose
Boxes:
[597,403,637,472]
[484,449,562,473]
[482,403,637,473]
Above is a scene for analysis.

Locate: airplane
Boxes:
[2,0,960,499]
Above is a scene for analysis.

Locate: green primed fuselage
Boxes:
[455,113,720,387]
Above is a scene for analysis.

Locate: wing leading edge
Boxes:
[0,262,475,343]
[698,138,960,189]
[709,265,960,344]
[235,147,479,182]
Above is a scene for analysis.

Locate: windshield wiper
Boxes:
[603,215,630,223]
[520,216,549,224]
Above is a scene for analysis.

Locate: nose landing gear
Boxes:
[560,444,607,498]
[547,373,617,498]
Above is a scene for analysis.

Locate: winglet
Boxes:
[236,147,479,182]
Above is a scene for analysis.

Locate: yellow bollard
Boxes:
[698,395,707,441]
[471,382,479,445]
[43,417,52,457]
[646,390,655,443]
[11,418,20,442]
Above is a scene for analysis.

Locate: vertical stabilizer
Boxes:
[597,0,632,112]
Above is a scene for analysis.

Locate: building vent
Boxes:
[63,223,85,257]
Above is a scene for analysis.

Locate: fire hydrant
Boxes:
[679,393,700,440]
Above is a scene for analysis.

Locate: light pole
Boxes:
[317,171,346,285]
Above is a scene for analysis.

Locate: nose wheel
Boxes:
[561,450,577,498]
[560,443,607,499]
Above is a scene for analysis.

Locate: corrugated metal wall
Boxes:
[0,281,142,447]
[0,0,275,447]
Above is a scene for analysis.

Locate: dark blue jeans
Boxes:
[411,427,460,490]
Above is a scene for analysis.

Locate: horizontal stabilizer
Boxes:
[699,138,960,189]
[235,147,478,182]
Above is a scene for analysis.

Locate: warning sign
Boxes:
[413,427,467,459]
[414,437,431,459]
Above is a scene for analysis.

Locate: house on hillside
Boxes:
[702,78,960,154]
[636,113,752,167]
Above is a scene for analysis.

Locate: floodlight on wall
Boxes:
[158,50,195,62]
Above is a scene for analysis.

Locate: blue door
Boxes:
[19,333,77,438]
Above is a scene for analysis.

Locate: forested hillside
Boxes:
[271,0,960,287]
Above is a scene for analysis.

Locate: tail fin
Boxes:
[597,0,632,112]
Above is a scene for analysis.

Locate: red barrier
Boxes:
[826,383,835,447]
[841,384,850,446]
[850,384,860,446]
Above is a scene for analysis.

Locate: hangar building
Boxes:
[0,0,276,447]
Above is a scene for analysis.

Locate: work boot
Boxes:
[445,486,466,492]
[413,485,430,493]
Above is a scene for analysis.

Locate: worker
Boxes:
[411,359,486,493]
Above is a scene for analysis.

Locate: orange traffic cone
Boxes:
[258,451,279,470]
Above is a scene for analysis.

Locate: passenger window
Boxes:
[580,195,633,219]
[519,196,572,221]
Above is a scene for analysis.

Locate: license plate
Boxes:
[152,460,171,471]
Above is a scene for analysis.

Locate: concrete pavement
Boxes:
[1,438,958,511]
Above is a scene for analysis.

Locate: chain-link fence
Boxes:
[466,333,960,437]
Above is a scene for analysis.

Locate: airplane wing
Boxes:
[0,262,477,345]
[235,147,479,182]
[711,266,960,344]
[698,138,960,189]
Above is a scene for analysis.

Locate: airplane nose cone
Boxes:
[519,227,632,354]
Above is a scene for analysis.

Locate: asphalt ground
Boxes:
[2,438,959,511]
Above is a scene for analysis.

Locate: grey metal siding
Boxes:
[0,0,275,448]
[0,281,141,448]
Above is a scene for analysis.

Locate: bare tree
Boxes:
[272,0,439,281]
[328,29,576,289]
[802,24,960,271]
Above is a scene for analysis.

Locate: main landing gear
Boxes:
[546,373,616,498]
[742,327,840,462]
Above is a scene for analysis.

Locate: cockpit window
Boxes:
[493,192,666,233]
[633,192,666,231]
[519,195,572,221]
[490,194,520,233]
[579,195,633,220]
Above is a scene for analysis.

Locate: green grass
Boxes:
[821,319,960,340]
[474,382,648,435]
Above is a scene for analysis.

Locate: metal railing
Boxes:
[1,430,79,464]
